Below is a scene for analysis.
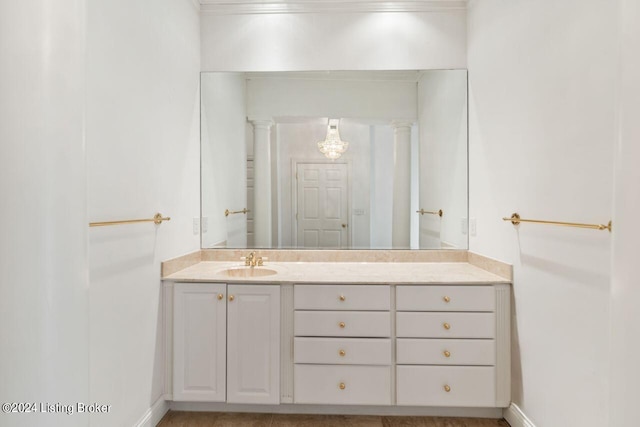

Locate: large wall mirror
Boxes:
[201,70,468,250]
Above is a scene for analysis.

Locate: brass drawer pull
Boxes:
[339,382,346,390]
[339,322,346,329]
[443,322,451,330]
[443,350,451,358]
[339,349,346,357]
[229,295,235,302]
[217,293,224,300]
[443,296,451,303]
[339,295,346,301]
[444,385,451,392]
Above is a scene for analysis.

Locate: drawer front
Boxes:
[295,337,391,365]
[397,286,495,312]
[397,339,495,366]
[294,285,390,311]
[294,365,391,405]
[397,366,496,407]
[295,311,391,337]
[396,312,495,338]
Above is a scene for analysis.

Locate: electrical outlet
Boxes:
[193,218,200,235]
[470,218,477,236]
[201,217,208,233]
[461,218,468,235]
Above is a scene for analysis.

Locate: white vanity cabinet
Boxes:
[227,284,280,404]
[168,278,510,412]
[293,284,392,405]
[172,283,280,404]
[173,283,227,402]
[395,285,511,408]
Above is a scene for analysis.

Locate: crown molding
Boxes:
[200,0,467,15]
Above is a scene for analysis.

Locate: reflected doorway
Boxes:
[294,162,350,248]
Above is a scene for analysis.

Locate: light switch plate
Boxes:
[201,217,208,233]
[193,218,200,235]
[461,218,468,235]
[470,218,477,236]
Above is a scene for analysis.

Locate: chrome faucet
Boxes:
[242,251,265,267]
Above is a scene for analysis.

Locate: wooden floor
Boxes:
[157,411,511,427]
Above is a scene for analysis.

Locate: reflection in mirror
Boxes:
[201,70,468,250]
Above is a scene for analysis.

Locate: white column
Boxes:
[392,121,413,248]
[250,118,274,248]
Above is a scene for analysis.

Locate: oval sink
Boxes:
[218,267,278,278]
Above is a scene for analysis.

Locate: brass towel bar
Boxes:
[225,208,249,217]
[89,213,170,227]
[417,209,443,217]
[503,213,612,232]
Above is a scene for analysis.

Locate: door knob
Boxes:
[342,224,347,228]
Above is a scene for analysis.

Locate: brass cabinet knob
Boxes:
[444,385,451,393]
[339,350,346,357]
[443,322,451,330]
[443,350,451,358]
[339,322,346,329]
[217,293,224,300]
[339,295,346,301]
[339,383,346,390]
[229,295,235,302]
[443,296,451,303]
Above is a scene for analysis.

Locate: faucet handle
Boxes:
[257,256,268,266]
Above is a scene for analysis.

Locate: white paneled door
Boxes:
[173,283,227,402]
[227,284,280,404]
[296,163,349,248]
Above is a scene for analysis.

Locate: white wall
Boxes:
[0,2,89,427]
[201,73,248,248]
[418,70,468,249]
[247,76,417,121]
[86,0,200,426]
[610,0,640,425]
[201,11,466,71]
[468,1,617,426]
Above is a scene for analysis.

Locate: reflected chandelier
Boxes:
[317,119,349,160]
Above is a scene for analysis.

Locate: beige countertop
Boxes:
[162,261,510,285]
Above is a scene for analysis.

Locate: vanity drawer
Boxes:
[294,285,390,311]
[295,311,391,337]
[294,365,391,405]
[397,366,496,407]
[295,337,391,365]
[396,312,495,338]
[397,286,495,312]
[397,339,495,366]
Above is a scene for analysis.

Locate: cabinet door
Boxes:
[227,284,280,404]
[173,283,226,402]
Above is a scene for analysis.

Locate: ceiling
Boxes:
[198,0,468,15]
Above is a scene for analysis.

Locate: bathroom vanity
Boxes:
[162,252,511,416]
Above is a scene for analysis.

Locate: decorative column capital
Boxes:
[391,120,414,131]
[248,117,274,130]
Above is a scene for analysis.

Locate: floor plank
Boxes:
[157,412,511,427]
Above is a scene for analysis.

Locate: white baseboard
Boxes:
[504,403,535,427]
[133,396,169,427]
